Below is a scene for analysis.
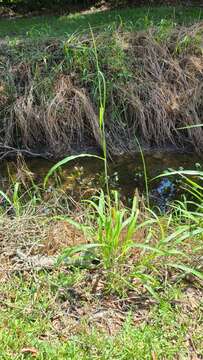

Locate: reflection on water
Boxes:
[0,151,202,203]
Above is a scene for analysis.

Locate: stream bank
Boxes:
[1,22,203,159]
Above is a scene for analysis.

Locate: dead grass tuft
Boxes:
[0,215,87,274]
[1,23,203,156]
[10,75,101,155]
[113,23,203,152]
[45,220,88,255]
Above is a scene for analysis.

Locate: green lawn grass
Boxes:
[0,6,203,40]
[0,271,202,359]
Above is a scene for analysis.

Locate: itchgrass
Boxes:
[0,161,203,358]
[0,5,203,358]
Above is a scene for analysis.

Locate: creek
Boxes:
[0,150,202,211]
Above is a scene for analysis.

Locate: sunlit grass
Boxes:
[0,6,202,40]
[0,163,202,358]
[0,4,203,357]
[0,272,202,359]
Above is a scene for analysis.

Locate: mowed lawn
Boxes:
[0,5,203,40]
[0,270,202,359]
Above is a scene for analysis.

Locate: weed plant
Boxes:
[41,31,203,295]
[0,9,203,357]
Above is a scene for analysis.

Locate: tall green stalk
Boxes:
[90,26,110,200]
[134,135,150,208]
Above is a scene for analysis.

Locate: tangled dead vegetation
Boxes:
[0,215,87,274]
[0,23,203,157]
[122,23,203,151]
[13,75,101,154]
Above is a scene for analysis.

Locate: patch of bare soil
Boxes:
[51,270,156,335]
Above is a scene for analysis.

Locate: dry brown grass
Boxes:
[0,214,87,275]
[7,74,101,156]
[1,23,203,156]
[44,220,88,255]
[0,215,49,257]
[112,23,203,152]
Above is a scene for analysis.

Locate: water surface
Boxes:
[0,151,202,202]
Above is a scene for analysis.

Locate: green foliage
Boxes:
[0,272,202,359]
[86,190,139,269]
[0,6,203,39]
[44,154,104,187]
[155,19,175,42]
[0,5,203,356]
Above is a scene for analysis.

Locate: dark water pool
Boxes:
[0,151,202,205]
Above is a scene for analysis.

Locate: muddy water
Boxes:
[0,151,202,204]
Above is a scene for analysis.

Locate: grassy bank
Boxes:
[0,6,203,158]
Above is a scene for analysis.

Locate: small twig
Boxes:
[0,144,51,160]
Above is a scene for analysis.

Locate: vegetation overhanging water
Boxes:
[0,150,202,209]
[0,4,203,358]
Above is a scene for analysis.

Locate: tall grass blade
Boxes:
[44,154,104,187]
[0,190,12,207]
[168,263,203,281]
[134,135,150,208]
